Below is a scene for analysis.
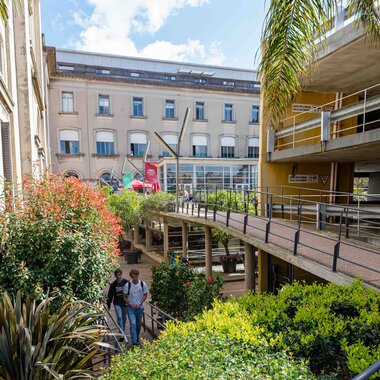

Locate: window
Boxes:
[221,136,235,158]
[195,101,205,120]
[62,92,74,113]
[163,75,176,81]
[65,171,80,179]
[251,105,260,123]
[96,69,110,75]
[98,95,110,115]
[58,65,74,71]
[248,137,259,158]
[133,97,143,117]
[96,131,115,155]
[195,78,206,84]
[59,130,79,154]
[223,81,234,86]
[162,134,178,157]
[192,135,208,157]
[130,132,147,156]
[131,72,143,78]
[224,104,233,122]
[165,99,175,119]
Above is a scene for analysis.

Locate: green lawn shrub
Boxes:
[193,190,257,214]
[140,192,176,218]
[150,262,223,321]
[238,280,380,379]
[102,301,313,380]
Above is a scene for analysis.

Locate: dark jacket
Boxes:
[107,278,129,308]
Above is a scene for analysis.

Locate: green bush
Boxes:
[140,192,176,218]
[193,190,258,214]
[107,189,141,232]
[238,280,380,379]
[0,173,122,309]
[150,262,223,321]
[0,292,107,379]
[102,301,313,380]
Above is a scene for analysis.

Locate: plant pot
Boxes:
[125,249,141,264]
[221,261,237,273]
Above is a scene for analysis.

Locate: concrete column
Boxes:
[244,243,255,291]
[163,219,169,263]
[146,227,152,251]
[205,226,212,278]
[133,224,140,247]
[181,221,188,259]
[257,249,269,293]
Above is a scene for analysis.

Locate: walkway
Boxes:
[160,206,380,289]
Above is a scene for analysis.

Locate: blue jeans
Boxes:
[114,304,127,333]
[127,306,144,344]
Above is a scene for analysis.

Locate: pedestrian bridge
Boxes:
[150,188,380,292]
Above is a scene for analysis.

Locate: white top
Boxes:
[123,280,149,306]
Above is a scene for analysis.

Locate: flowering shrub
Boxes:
[150,262,223,321]
[0,173,123,308]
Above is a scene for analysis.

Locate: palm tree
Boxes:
[260,0,380,128]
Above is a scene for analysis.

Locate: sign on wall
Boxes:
[292,103,322,113]
[288,175,319,184]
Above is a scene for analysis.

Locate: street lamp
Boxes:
[154,107,190,212]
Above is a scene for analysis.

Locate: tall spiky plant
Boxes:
[0,292,111,380]
[260,0,380,129]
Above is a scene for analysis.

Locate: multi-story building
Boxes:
[0,0,49,194]
[45,48,260,193]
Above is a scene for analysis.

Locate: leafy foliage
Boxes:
[0,292,107,380]
[107,189,141,232]
[102,301,313,380]
[193,190,257,213]
[260,0,380,128]
[150,262,223,321]
[0,173,122,309]
[238,280,380,378]
[140,192,176,218]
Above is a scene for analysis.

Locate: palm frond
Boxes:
[260,0,337,128]
[0,0,8,23]
[347,0,380,42]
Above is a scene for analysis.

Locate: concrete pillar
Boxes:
[163,219,169,263]
[146,227,152,251]
[257,249,269,293]
[133,223,139,247]
[205,226,212,278]
[244,243,255,291]
[181,221,188,259]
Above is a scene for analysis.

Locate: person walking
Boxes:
[123,269,148,347]
[107,268,129,337]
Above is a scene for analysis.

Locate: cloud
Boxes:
[70,0,224,65]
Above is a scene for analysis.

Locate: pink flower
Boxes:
[207,277,212,284]
[187,281,191,286]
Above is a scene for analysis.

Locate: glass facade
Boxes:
[160,163,258,193]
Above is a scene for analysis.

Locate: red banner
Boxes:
[145,162,160,192]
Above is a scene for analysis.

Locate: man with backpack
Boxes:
[123,269,148,347]
[107,268,128,336]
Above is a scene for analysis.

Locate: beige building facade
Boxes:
[45,48,260,192]
[0,0,49,194]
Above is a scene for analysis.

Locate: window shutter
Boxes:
[130,133,147,144]
[1,123,12,183]
[221,136,235,147]
[60,130,79,141]
[248,137,259,147]
[192,135,207,146]
[96,131,114,142]
[162,134,177,145]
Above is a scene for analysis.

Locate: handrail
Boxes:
[143,301,176,339]
[352,360,380,380]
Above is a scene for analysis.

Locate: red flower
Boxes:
[187,281,191,286]
[207,277,212,284]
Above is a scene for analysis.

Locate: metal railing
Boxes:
[173,187,380,287]
[352,360,380,380]
[142,301,176,339]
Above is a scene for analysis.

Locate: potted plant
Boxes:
[212,228,243,273]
